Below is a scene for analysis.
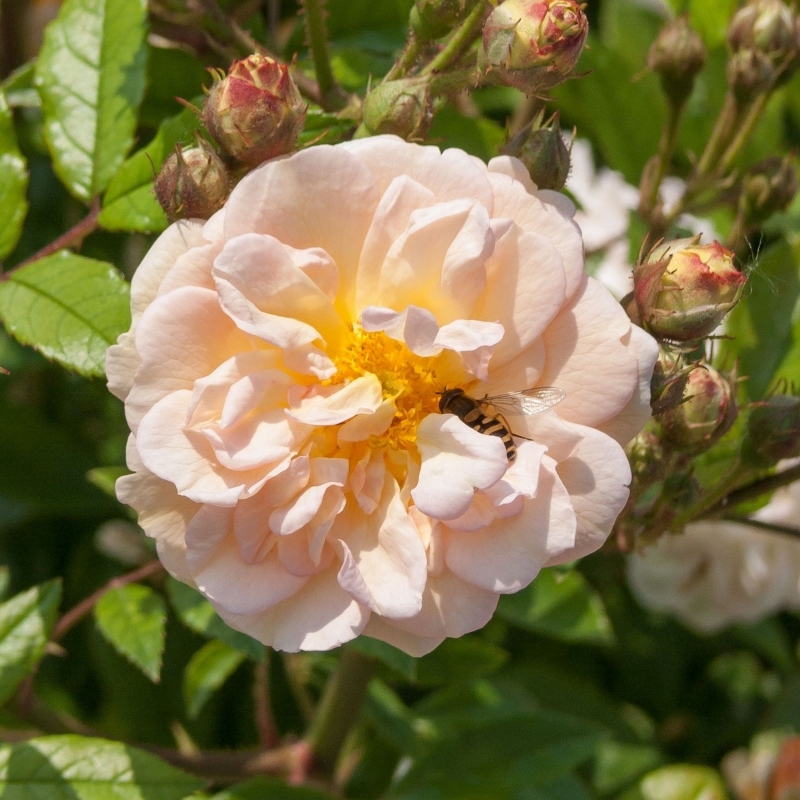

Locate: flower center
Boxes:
[327,326,441,451]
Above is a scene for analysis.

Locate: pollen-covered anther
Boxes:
[326,326,442,450]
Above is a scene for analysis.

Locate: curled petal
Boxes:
[287,374,383,426]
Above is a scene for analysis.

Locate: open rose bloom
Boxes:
[107,136,657,654]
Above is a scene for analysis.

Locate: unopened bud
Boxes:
[658,364,737,452]
[743,394,800,465]
[154,141,231,222]
[648,16,707,105]
[634,237,746,342]
[650,351,691,416]
[202,55,306,167]
[362,77,433,140]
[479,0,588,93]
[739,155,798,225]
[727,48,775,101]
[501,112,570,190]
[728,0,797,67]
[410,0,479,42]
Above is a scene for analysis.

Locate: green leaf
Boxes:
[688,0,737,48]
[349,636,417,680]
[427,105,506,162]
[212,777,337,799]
[167,577,265,661]
[86,465,130,498]
[0,61,40,109]
[622,765,728,800]
[34,0,148,201]
[722,237,800,399]
[0,251,131,377]
[415,637,509,687]
[99,106,201,233]
[94,583,166,682]
[0,734,204,799]
[592,742,665,795]
[184,639,246,719]
[527,774,595,800]
[0,92,29,260]
[0,580,61,704]
[0,568,9,602]
[497,567,614,645]
[391,708,604,799]
[364,680,425,755]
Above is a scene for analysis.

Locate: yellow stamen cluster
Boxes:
[327,326,441,451]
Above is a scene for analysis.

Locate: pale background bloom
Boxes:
[107,136,657,654]
[627,478,800,633]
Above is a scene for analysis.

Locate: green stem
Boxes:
[385,36,422,81]
[420,1,486,76]
[305,648,376,774]
[301,0,346,110]
[696,92,741,177]
[717,93,769,176]
[641,97,685,221]
[672,457,746,530]
[429,64,480,95]
[701,462,800,520]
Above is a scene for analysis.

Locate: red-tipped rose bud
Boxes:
[727,48,775,100]
[479,0,588,94]
[410,0,479,41]
[501,111,571,190]
[658,364,737,452]
[154,141,231,222]
[648,16,707,105]
[739,155,798,225]
[202,54,306,166]
[743,394,800,466]
[728,0,797,66]
[362,77,433,140]
[634,237,746,342]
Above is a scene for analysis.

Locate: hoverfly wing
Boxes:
[483,387,566,416]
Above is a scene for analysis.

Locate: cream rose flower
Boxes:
[107,136,657,655]
[627,479,800,633]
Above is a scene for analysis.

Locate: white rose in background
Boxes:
[566,140,719,300]
[107,136,657,655]
[627,478,800,633]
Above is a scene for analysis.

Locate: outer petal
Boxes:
[546,423,631,565]
[445,459,577,593]
[412,414,509,521]
[540,277,639,428]
[215,569,370,651]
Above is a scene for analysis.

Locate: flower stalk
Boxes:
[305,648,376,775]
[300,0,347,110]
[421,0,487,75]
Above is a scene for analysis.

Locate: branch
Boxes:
[52,560,165,641]
[2,199,101,277]
[300,0,347,110]
[253,657,280,749]
[723,516,800,539]
[701,463,800,520]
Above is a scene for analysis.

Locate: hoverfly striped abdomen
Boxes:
[438,386,566,463]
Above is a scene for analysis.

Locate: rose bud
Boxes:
[362,77,433,140]
[202,54,306,167]
[728,0,797,67]
[743,394,800,466]
[739,155,798,226]
[650,351,691,416]
[658,364,737,452]
[727,48,775,101]
[501,111,571,190]
[410,0,479,42]
[154,141,231,222]
[479,0,588,94]
[647,16,707,105]
[633,237,746,342]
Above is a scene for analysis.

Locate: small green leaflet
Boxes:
[0,92,29,261]
[0,251,131,377]
[212,777,338,799]
[95,583,166,682]
[0,735,204,800]
[497,567,614,645]
[100,106,202,233]
[35,0,148,201]
[0,580,61,704]
[184,639,246,719]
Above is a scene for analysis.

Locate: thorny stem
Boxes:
[420,1,487,76]
[301,0,347,110]
[701,462,800,520]
[1,199,101,276]
[253,657,280,749]
[305,648,376,774]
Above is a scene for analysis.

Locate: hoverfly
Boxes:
[438,387,566,463]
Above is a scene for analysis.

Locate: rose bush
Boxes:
[107,136,657,654]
